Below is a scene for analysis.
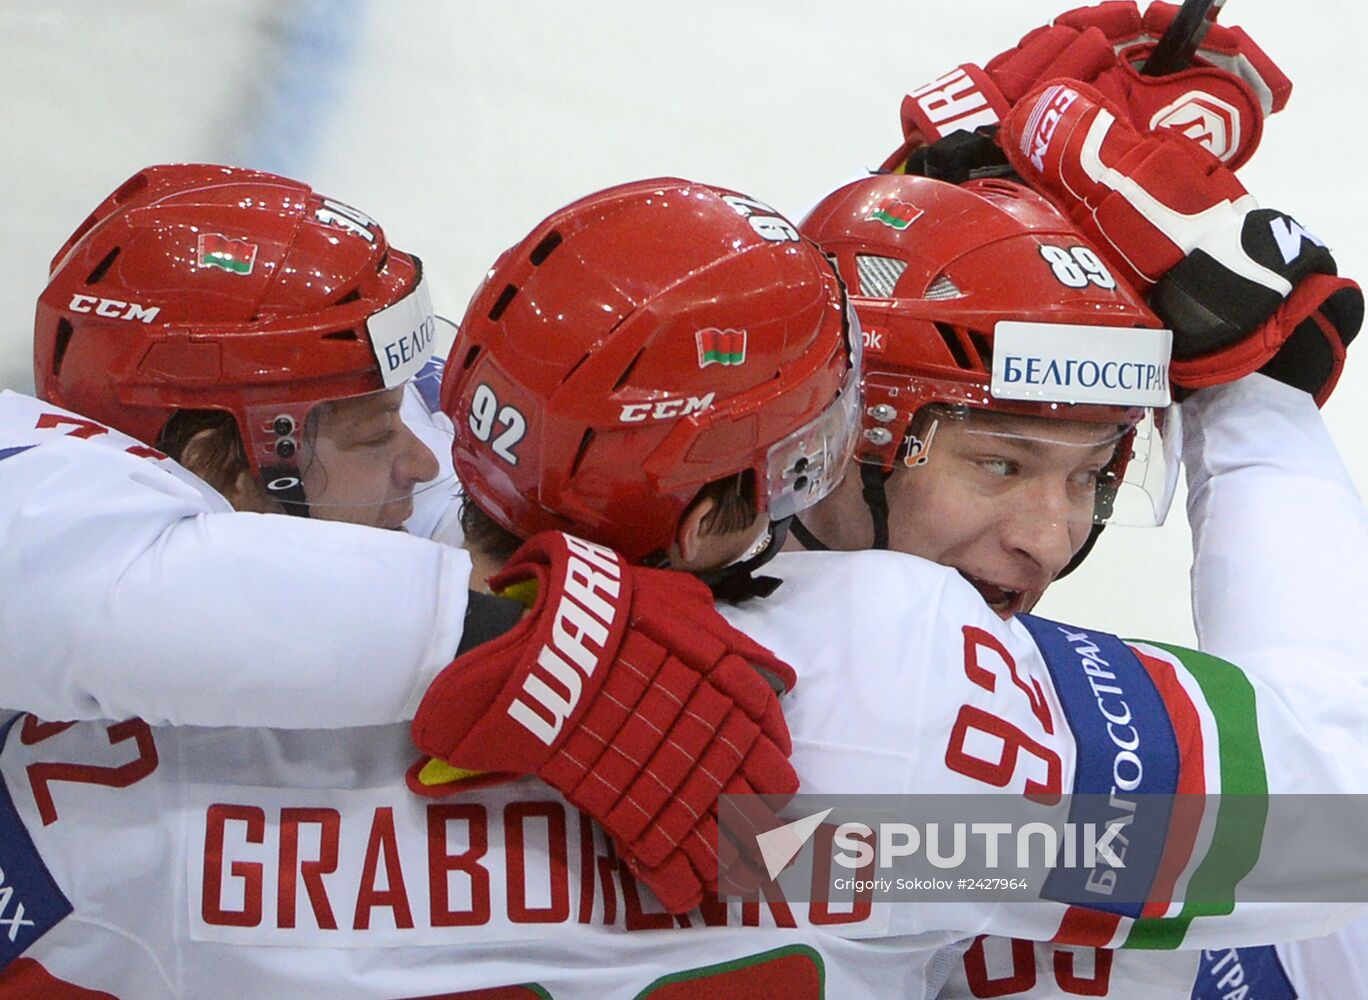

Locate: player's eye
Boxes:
[360,430,397,449]
[976,457,1017,478]
[351,412,405,449]
[1069,467,1102,489]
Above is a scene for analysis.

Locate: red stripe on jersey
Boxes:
[1134,647,1207,918]
[0,958,118,998]
[1052,904,1122,947]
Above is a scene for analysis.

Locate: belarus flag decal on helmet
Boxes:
[867,197,923,231]
[695,327,747,368]
[195,233,258,275]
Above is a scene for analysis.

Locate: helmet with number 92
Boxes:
[443,177,862,571]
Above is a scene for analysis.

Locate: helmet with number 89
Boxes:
[442,177,862,563]
[34,163,446,521]
[799,173,1180,537]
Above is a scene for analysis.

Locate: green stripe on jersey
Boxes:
[1123,642,1268,950]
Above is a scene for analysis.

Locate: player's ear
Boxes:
[177,426,227,484]
[179,426,277,514]
[673,495,719,566]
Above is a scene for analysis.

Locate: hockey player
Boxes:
[2,163,807,926]
[941,69,1367,1000]
[868,3,1368,995]
[4,169,1365,996]
[430,14,1364,990]
[799,11,1362,992]
[29,165,463,527]
[793,0,1350,617]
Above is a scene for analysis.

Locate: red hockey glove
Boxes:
[1000,80,1362,404]
[408,531,799,914]
[884,1,1290,173]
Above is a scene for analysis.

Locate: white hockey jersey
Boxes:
[932,885,1368,996]
[0,388,470,728]
[0,713,974,999]
[933,933,1341,999]
[931,376,1368,999]
[4,375,1368,996]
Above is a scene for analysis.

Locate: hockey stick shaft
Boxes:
[1140,0,1228,75]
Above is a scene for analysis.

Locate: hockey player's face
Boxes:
[297,387,441,529]
[883,410,1118,618]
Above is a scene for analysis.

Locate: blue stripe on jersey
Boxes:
[413,356,446,414]
[1018,615,1180,918]
[1191,947,1297,999]
[0,446,35,463]
[0,715,73,971]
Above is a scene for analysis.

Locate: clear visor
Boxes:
[242,319,457,529]
[764,303,864,521]
[899,401,1182,530]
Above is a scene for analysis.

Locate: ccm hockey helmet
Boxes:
[443,177,861,564]
[35,163,445,514]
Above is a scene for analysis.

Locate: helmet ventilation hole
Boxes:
[52,319,74,376]
[334,288,362,305]
[967,330,993,366]
[322,329,359,341]
[461,345,480,370]
[85,247,121,285]
[854,255,907,298]
[924,275,963,301]
[110,171,151,204]
[488,284,519,321]
[529,231,563,266]
[934,322,975,371]
[569,428,596,477]
[64,174,150,253]
[976,179,1022,199]
[613,348,646,391]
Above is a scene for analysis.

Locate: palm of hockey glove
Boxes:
[884,1,1289,173]
[408,530,799,914]
[1000,80,1362,404]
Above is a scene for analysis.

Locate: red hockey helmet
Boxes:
[443,178,861,562]
[800,173,1179,529]
[34,163,446,513]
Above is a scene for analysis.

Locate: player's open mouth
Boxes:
[958,572,1025,618]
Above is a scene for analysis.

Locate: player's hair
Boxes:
[460,471,760,566]
[692,470,759,537]
[458,495,524,564]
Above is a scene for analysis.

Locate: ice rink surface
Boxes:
[4,0,1363,642]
